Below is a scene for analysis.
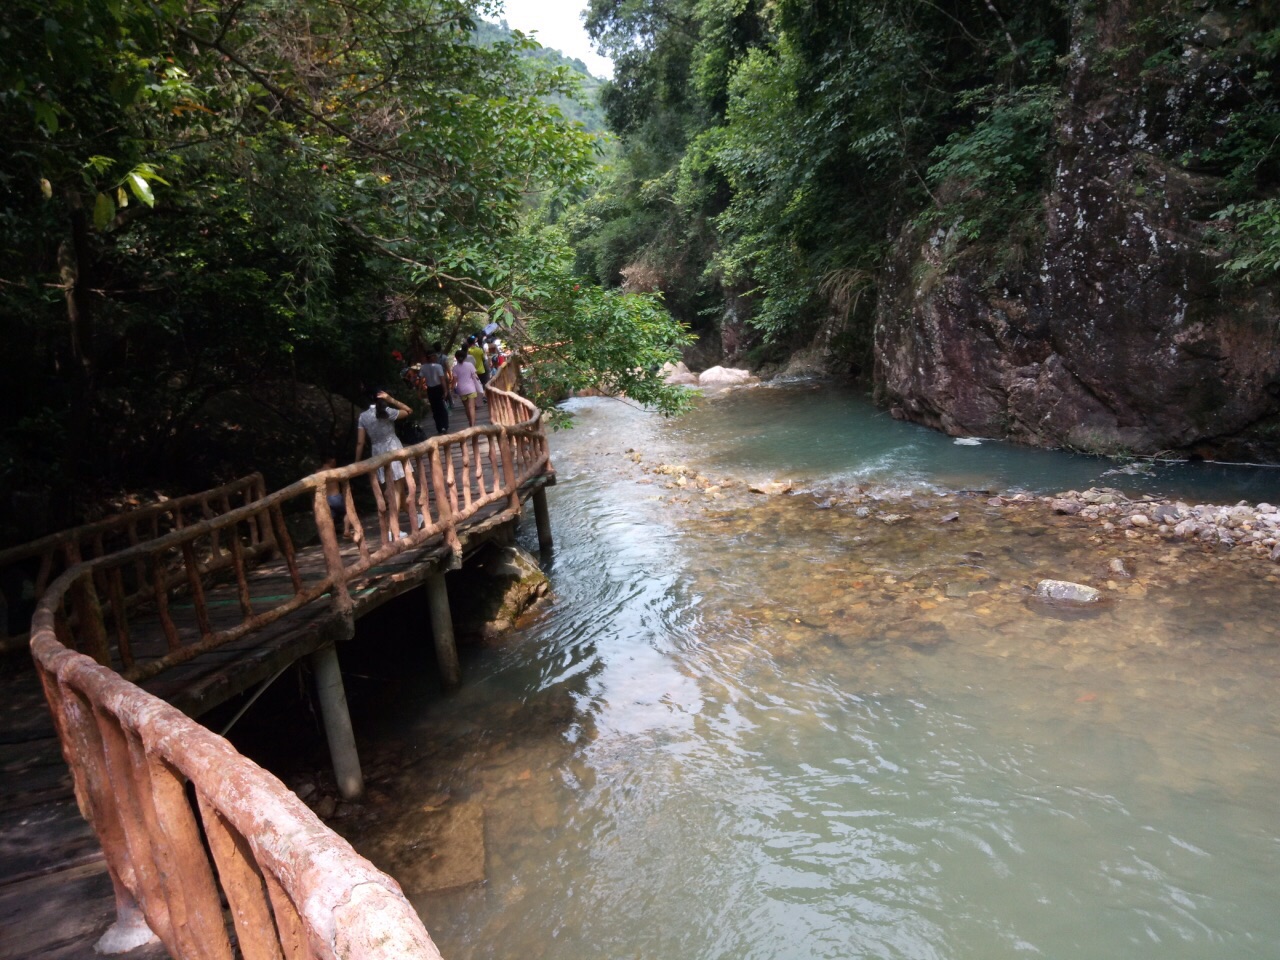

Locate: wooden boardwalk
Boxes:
[0,396,549,960]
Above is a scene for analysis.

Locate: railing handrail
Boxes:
[41,377,546,682]
[32,629,445,960]
[0,473,267,568]
[27,361,549,959]
[1,473,269,653]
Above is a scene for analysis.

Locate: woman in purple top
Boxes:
[453,349,482,428]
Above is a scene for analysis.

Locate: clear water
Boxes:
[343,386,1280,960]
[666,382,1280,503]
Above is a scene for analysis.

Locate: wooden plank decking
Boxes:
[0,396,549,960]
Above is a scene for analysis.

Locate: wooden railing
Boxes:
[38,369,548,683]
[31,630,444,960]
[0,474,269,654]
[27,362,548,958]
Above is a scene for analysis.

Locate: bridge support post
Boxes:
[532,486,553,552]
[426,573,461,689]
[310,642,363,800]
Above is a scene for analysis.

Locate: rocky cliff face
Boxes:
[874,1,1280,459]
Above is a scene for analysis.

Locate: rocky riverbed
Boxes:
[288,444,1280,906]
[624,447,1280,568]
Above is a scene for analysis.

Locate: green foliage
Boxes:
[922,83,1059,239]
[573,0,1074,349]
[473,19,611,135]
[0,0,685,532]
[500,224,693,407]
[1213,200,1280,281]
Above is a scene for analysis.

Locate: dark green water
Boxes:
[348,386,1280,960]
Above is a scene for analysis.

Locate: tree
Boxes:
[0,0,691,539]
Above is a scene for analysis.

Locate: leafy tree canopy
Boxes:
[572,0,1279,361]
[0,0,690,536]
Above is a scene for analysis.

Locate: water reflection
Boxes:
[342,391,1280,960]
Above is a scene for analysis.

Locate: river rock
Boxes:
[1108,558,1131,578]
[1051,498,1082,515]
[1034,579,1101,603]
[360,800,486,894]
[450,544,549,642]
[1129,513,1151,528]
[698,366,756,387]
[662,361,700,386]
[749,480,792,495]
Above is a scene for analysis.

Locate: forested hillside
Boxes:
[0,0,686,544]
[474,18,610,134]
[572,0,1280,458]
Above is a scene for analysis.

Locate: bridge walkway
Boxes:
[2,376,552,960]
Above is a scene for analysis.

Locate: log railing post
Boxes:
[313,487,353,620]
[500,429,520,514]
[180,542,212,638]
[429,447,461,557]
[195,800,280,960]
[66,543,110,665]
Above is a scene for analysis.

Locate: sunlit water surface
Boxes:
[348,385,1280,960]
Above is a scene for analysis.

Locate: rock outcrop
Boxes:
[874,2,1280,460]
[661,362,758,388]
[449,543,549,643]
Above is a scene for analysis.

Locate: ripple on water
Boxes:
[336,391,1280,960]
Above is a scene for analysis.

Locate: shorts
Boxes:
[326,493,346,518]
[458,391,477,401]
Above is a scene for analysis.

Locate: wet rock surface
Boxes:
[449,543,550,644]
[872,4,1280,460]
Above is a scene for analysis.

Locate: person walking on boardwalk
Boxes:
[485,339,504,374]
[419,351,450,434]
[355,389,414,530]
[433,341,455,409]
[467,335,489,402]
[453,349,482,429]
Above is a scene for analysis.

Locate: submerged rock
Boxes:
[749,480,793,496]
[359,800,486,894]
[1035,579,1101,603]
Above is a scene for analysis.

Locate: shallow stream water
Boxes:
[343,384,1280,960]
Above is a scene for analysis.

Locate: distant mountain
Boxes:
[474,19,608,135]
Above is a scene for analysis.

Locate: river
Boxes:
[341,383,1280,960]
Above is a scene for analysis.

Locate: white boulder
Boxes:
[1034,579,1102,603]
[698,365,756,387]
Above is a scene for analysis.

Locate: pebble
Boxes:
[1043,487,1280,563]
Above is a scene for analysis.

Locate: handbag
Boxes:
[399,419,428,446]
